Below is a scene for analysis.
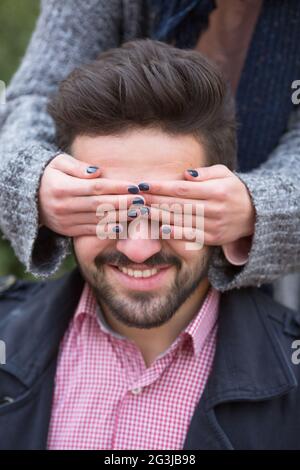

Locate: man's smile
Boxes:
[106,263,175,291]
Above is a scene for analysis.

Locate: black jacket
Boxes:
[0,267,300,450]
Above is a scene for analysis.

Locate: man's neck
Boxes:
[99,279,210,368]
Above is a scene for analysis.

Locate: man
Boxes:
[0,39,300,450]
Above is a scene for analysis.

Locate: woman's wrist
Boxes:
[222,235,253,266]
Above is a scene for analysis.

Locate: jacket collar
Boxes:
[3,267,84,388]
[184,287,298,449]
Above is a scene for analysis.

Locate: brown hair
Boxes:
[48,39,237,169]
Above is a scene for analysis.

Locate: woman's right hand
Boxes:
[38,153,143,237]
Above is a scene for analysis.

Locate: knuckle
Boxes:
[150,183,160,194]
[50,153,66,167]
[59,218,69,230]
[212,205,223,218]
[53,200,66,216]
[52,184,67,198]
[213,226,224,244]
[92,181,103,195]
[48,157,60,168]
[87,225,96,235]
[213,234,222,244]
[175,184,189,196]
[215,164,227,173]
[92,197,102,211]
[205,232,214,245]
[215,186,227,200]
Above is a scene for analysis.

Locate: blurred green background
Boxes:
[0,0,75,279]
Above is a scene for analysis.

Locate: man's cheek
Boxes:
[73,236,105,266]
[167,239,207,265]
[166,239,193,261]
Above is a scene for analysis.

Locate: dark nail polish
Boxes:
[162,225,171,234]
[128,185,140,194]
[86,166,99,174]
[112,225,122,233]
[138,182,150,191]
[132,197,145,205]
[187,169,198,177]
[128,209,138,218]
[140,206,150,215]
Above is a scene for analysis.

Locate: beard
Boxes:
[80,249,212,329]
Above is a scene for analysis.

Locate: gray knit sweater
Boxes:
[0,0,300,291]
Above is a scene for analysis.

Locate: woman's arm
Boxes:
[0,0,122,277]
[208,105,300,291]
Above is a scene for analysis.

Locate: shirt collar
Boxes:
[183,286,219,356]
[74,281,220,357]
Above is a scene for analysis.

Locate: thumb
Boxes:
[50,152,102,178]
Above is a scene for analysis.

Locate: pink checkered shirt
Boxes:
[47,282,220,450]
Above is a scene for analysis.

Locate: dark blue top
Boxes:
[149,0,300,172]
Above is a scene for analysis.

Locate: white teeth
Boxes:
[118,267,158,278]
[143,270,152,278]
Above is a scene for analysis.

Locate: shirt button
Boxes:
[131,387,143,395]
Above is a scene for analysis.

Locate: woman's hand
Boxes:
[38,153,142,237]
[142,164,256,246]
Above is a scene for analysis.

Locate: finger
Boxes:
[58,176,140,197]
[145,198,224,219]
[145,205,204,229]
[63,194,146,213]
[50,152,103,178]
[61,209,144,231]
[68,224,98,237]
[144,179,226,200]
[63,212,101,226]
[63,211,134,226]
[144,194,205,214]
[184,164,231,181]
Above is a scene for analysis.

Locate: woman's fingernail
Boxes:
[86,166,99,174]
[140,206,150,215]
[187,169,199,177]
[112,224,123,233]
[132,197,145,205]
[138,182,150,191]
[128,209,138,218]
[128,185,140,194]
[162,225,172,234]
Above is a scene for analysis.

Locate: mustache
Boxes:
[94,251,182,270]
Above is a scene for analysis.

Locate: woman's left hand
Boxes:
[142,164,256,246]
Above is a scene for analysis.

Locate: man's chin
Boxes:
[89,272,177,329]
[93,286,173,329]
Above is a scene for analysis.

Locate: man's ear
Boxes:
[221,237,253,266]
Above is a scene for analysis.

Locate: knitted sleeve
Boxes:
[208,105,300,291]
[0,0,122,277]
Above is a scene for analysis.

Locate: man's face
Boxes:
[72,129,212,329]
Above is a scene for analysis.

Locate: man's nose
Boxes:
[116,219,162,264]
